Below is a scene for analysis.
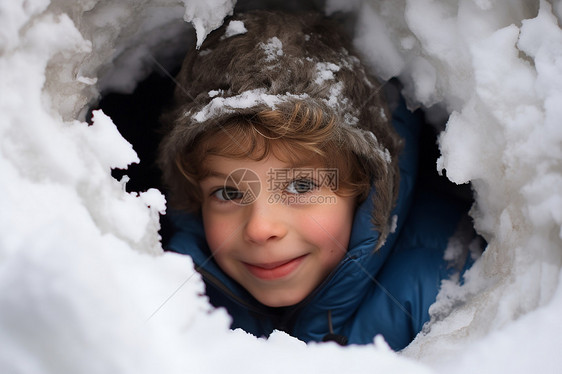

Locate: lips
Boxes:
[243,255,307,280]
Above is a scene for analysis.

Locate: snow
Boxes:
[315,62,341,84]
[191,89,309,123]
[1,0,562,373]
[87,110,140,170]
[259,36,284,62]
[182,0,236,48]
[223,20,248,38]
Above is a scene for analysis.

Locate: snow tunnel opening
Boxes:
[85,2,482,350]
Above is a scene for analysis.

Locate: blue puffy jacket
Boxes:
[166,98,475,350]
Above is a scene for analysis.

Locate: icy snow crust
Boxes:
[1,0,561,373]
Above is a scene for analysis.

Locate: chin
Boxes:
[255,292,305,308]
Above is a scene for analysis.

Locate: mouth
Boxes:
[243,255,307,281]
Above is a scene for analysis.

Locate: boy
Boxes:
[158,10,475,350]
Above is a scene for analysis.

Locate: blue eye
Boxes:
[213,187,244,201]
[285,179,317,194]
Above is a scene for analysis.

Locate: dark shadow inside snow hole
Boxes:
[96,69,177,194]
[90,66,179,245]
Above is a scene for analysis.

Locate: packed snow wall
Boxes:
[1,0,561,373]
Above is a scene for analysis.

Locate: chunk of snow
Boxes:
[191,89,309,123]
[259,36,284,62]
[223,19,247,38]
[182,0,236,48]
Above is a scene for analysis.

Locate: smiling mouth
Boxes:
[243,255,307,280]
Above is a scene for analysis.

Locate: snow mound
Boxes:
[1,0,561,373]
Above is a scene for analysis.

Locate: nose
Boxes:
[243,195,288,244]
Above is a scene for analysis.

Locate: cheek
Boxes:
[202,212,234,253]
[321,200,355,255]
[303,209,354,257]
[204,225,224,252]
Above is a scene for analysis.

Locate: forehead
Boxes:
[201,152,324,178]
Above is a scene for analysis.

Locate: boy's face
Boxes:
[198,153,356,307]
